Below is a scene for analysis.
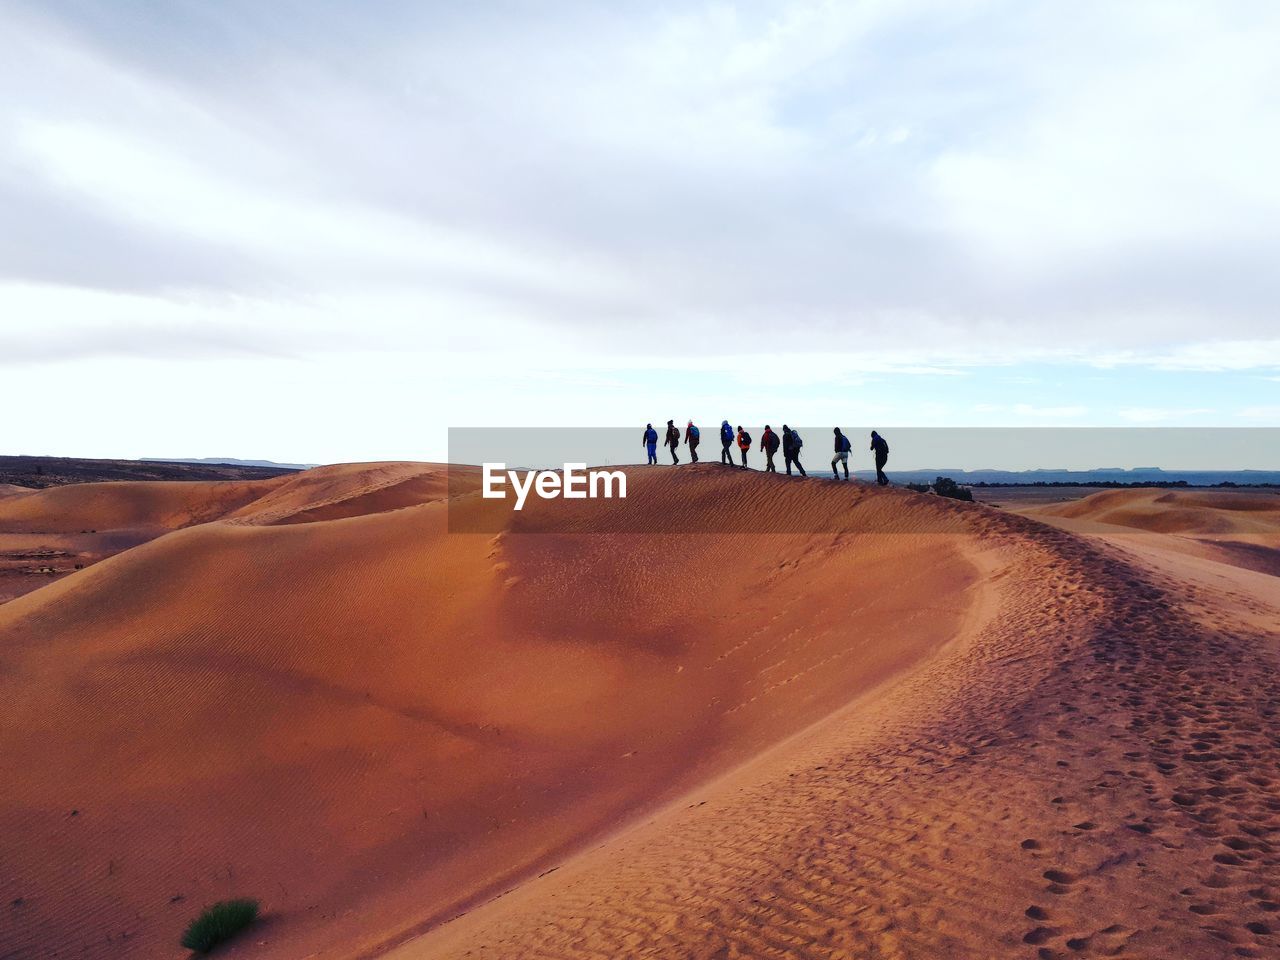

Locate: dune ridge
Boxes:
[3,468,1278,959]
[3,465,976,959]
[387,497,1280,960]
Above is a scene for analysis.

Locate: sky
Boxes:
[2,0,1278,466]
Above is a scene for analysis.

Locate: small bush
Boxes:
[932,476,974,502]
[180,898,259,953]
[905,482,931,494]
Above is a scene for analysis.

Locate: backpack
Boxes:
[689,424,700,440]
[793,430,803,449]
[740,431,752,446]
[721,423,733,443]
[840,434,851,453]
[766,431,779,451]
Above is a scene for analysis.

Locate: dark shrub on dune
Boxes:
[906,478,974,501]
[180,898,259,953]
[932,476,974,501]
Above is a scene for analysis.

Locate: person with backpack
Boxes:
[736,425,752,469]
[684,420,701,463]
[782,425,806,476]
[642,423,658,465]
[720,420,734,465]
[831,427,851,480]
[759,424,780,473]
[870,430,890,486]
[665,419,681,465]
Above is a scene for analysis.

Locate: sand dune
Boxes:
[0,476,291,605]
[228,462,459,526]
[1035,487,1280,537]
[1028,487,1280,579]
[0,477,285,535]
[1,465,977,960]
[4,469,1279,960]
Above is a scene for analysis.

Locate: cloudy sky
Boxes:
[3,0,1278,465]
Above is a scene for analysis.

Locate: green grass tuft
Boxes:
[180,898,259,953]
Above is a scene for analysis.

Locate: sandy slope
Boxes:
[1,465,978,960]
[0,477,292,605]
[4,472,1279,960]
[385,488,1280,960]
[1028,488,1280,579]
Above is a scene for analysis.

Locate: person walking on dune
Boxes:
[736,425,752,469]
[870,430,890,486]
[642,423,658,465]
[720,420,734,465]
[831,427,851,480]
[685,420,701,463]
[665,419,681,465]
[782,425,806,476]
[760,424,780,473]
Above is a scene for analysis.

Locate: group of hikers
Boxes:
[642,421,891,485]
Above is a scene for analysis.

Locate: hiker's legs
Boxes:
[721,441,731,464]
[831,455,839,478]
[740,449,747,468]
[647,444,657,465]
[670,445,679,465]
[784,454,793,475]
[876,454,888,485]
[690,441,699,463]
[795,455,806,477]
[766,452,776,472]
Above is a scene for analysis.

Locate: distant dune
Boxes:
[2,470,1279,960]
[1027,487,1280,578]
[1035,487,1280,535]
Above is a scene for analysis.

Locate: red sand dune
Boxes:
[1034,487,1280,537]
[3,468,1280,960]
[1028,487,1280,579]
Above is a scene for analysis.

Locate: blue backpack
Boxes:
[840,434,851,453]
[690,424,700,440]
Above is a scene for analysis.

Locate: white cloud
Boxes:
[1,1,1278,458]
[1118,407,1214,423]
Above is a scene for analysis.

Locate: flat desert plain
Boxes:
[2,467,1278,959]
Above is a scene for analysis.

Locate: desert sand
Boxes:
[2,471,1278,959]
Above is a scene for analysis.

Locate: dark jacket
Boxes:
[760,427,779,453]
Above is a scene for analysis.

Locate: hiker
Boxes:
[684,420,700,463]
[720,420,734,464]
[736,425,752,469]
[665,419,681,465]
[782,425,806,476]
[642,423,658,465]
[870,430,890,486]
[760,424,780,473]
[831,427,851,480]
